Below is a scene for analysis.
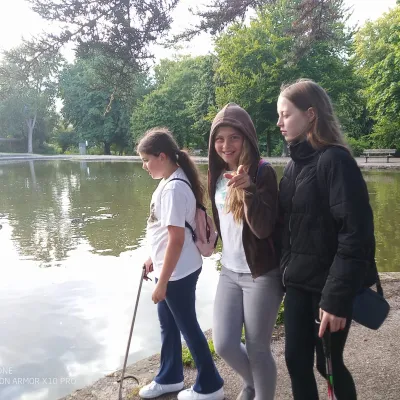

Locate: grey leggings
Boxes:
[213,267,283,400]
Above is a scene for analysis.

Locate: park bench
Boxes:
[362,149,396,163]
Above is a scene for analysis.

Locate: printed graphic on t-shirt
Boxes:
[148,202,157,224]
[215,175,230,212]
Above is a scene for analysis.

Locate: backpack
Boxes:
[164,178,218,257]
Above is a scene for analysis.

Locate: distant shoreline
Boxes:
[1,153,400,170]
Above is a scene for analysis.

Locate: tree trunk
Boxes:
[104,142,111,155]
[26,113,37,154]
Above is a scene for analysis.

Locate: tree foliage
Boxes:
[0,46,61,152]
[213,0,360,155]
[182,0,350,55]
[2,0,397,156]
[54,124,79,153]
[26,0,180,70]
[25,0,354,82]
[353,5,400,149]
[59,52,149,154]
[131,55,217,149]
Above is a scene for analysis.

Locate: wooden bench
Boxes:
[362,149,396,163]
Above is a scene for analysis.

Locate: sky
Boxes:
[0,0,397,63]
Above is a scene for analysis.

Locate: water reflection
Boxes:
[0,161,220,400]
[363,170,400,272]
[0,161,399,400]
[0,241,220,400]
[2,161,397,270]
[0,161,158,265]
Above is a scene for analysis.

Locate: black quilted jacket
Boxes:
[279,140,377,317]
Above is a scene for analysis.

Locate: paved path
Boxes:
[1,153,400,169]
[61,273,400,400]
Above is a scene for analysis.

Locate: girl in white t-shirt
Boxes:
[137,128,224,400]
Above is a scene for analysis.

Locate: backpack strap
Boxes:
[168,177,191,188]
[255,159,270,182]
[164,178,196,241]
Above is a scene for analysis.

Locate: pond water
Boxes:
[0,160,399,400]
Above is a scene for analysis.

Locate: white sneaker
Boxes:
[177,386,224,400]
[139,380,184,399]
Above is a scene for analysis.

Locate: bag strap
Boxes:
[167,178,205,208]
[315,152,384,297]
[168,177,191,188]
[376,273,384,296]
[164,178,196,241]
[255,159,270,182]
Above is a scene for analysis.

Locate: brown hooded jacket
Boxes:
[208,103,280,278]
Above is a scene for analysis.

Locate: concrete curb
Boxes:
[1,153,400,169]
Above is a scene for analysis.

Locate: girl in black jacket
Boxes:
[277,79,376,400]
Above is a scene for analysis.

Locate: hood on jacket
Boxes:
[207,104,279,277]
[208,103,260,192]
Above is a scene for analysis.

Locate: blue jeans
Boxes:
[155,268,223,394]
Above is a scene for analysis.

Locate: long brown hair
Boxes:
[137,127,204,204]
[280,79,350,151]
[214,128,253,223]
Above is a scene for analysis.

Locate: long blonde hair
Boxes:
[225,138,253,223]
[280,79,350,151]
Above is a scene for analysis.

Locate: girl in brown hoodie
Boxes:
[208,103,283,400]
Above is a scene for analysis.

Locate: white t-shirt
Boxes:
[215,173,251,274]
[146,167,202,281]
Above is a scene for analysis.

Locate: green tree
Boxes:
[59,52,148,154]
[25,0,346,76]
[181,0,350,56]
[353,5,400,149]
[0,46,61,152]
[213,3,294,155]
[213,0,361,155]
[131,55,217,149]
[26,0,180,71]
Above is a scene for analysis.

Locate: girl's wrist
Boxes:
[157,279,168,287]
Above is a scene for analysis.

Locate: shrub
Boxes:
[182,339,217,368]
[55,130,79,153]
[87,145,105,155]
[37,142,61,154]
[345,136,370,157]
[65,146,79,154]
